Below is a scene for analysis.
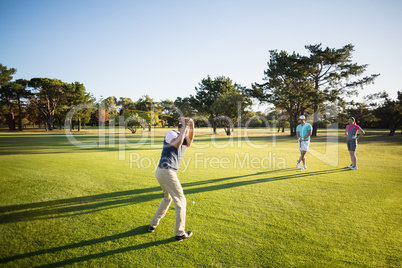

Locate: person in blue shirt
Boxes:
[296,115,312,171]
[148,117,195,241]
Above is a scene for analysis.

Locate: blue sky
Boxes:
[1,0,401,111]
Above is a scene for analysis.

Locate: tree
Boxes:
[345,101,378,128]
[373,91,402,136]
[0,65,15,85]
[28,78,67,131]
[67,82,94,131]
[160,99,177,128]
[191,75,247,134]
[305,44,380,136]
[249,51,315,136]
[266,108,288,132]
[101,96,118,116]
[0,65,31,131]
[135,95,163,130]
[211,89,252,135]
[174,97,199,126]
[174,97,195,117]
[117,97,136,114]
[0,79,31,131]
[0,64,18,131]
[25,96,43,128]
[339,91,401,135]
[191,75,225,134]
[121,110,147,133]
[96,108,110,127]
[12,79,31,131]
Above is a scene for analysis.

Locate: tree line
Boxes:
[248,44,401,136]
[1,43,401,135]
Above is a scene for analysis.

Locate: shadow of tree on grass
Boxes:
[0,168,349,224]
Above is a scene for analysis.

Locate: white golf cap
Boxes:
[299,115,306,120]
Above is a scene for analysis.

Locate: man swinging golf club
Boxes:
[296,115,312,171]
[148,117,195,241]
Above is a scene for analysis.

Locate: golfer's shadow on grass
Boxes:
[0,225,173,267]
[184,167,350,195]
[0,168,350,266]
[0,168,349,224]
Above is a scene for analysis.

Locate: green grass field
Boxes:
[0,127,401,267]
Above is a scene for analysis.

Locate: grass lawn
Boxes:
[0,127,401,267]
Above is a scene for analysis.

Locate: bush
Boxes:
[248,118,263,128]
[317,120,332,128]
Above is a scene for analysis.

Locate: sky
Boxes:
[1,0,401,112]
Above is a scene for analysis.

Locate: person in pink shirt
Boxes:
[345,117,365,170]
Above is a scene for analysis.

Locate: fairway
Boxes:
[0,128,401,267]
